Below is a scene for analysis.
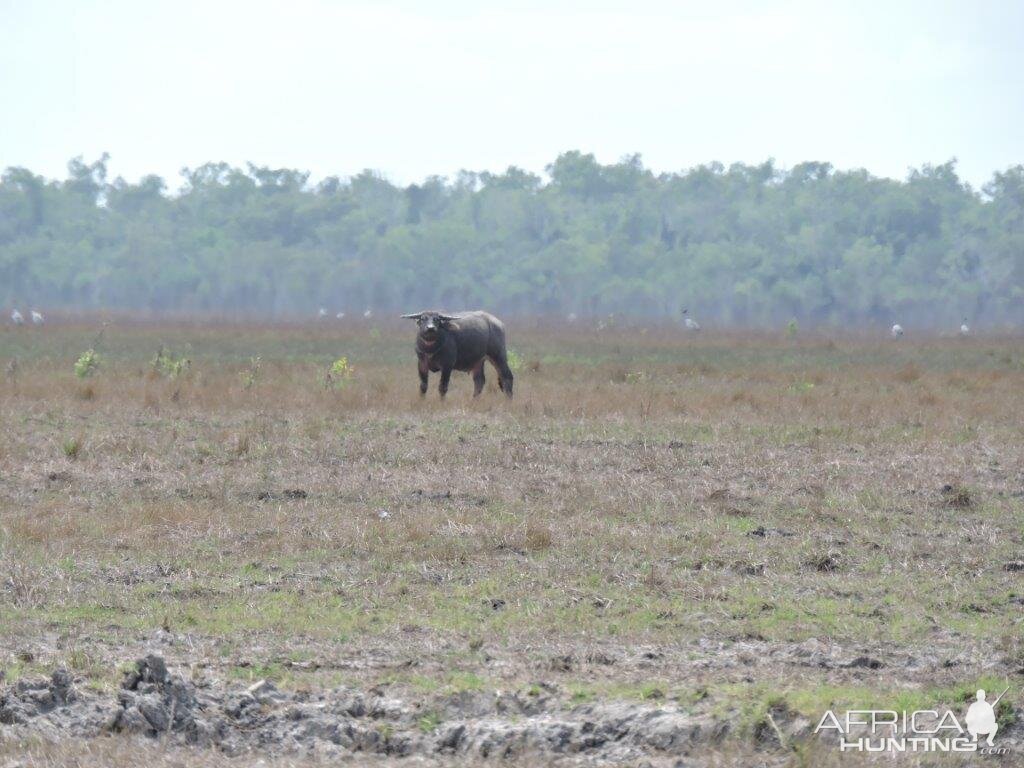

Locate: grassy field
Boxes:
[2,317,1023,764]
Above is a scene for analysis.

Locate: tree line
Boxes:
[1,152,1022,327]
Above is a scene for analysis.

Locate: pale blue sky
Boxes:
[1,0,1021,190]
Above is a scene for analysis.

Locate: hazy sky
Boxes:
[1,0,1022,190]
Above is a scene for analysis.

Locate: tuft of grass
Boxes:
[640,684,665,700]
[240,356,261,390]
[941,482,973,509]
[61,434,85,460]
[809,551,841,572]
[417,710,443,733]
[894,363,921,383]
[524,521,553,551]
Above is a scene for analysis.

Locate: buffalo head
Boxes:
[401,311,458,342]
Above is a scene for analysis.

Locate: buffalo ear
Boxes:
[444,321,460,332]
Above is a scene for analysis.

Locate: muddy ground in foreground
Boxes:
[2,321,1024,765]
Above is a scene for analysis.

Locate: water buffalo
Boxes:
[401,310,514,399]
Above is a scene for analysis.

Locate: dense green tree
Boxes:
[1,153,1021,326]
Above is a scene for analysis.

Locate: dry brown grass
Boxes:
[1,319,1023,757]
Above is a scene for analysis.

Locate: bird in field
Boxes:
[891,324,904,338]
[317,307,327,318]
[683,308,701,331]
[31,310,44,325]
[10,309,24,325]
[959,318,970,336]
[336,312,345,320]
[363,308,373,319]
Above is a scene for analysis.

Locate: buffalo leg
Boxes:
[471,360,486,397]
[489,354,514,399]
[418,359,429,396]
[439,366,452,398]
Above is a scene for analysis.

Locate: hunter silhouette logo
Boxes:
[965,687,1008,746]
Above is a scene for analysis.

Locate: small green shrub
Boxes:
[324,356,354,389]
[506,348,523,373]
[74,349,100,379]
[151,347,191,378]
[786,318,799,339]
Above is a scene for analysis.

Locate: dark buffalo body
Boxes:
[402,310,514,398]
